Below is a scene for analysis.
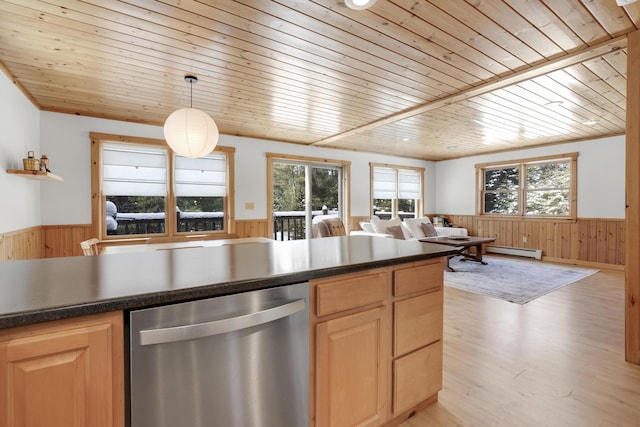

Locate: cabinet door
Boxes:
[0,312,123,427]
[316,306,390,427]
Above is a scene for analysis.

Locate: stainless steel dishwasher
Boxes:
[129,282,309,427]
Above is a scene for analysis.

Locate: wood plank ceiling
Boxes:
[0,0,638,160]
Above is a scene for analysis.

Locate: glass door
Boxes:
[272,160,343,240]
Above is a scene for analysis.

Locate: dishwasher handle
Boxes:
[139,299,306,346]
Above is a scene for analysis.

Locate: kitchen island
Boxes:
[0,236,460,427]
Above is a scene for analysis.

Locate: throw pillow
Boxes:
[371,216,401,234]
[404,217,432,239]
[421,222,438,238]
[386,225,405,240]
[400,222,413,239]
[323,218,346,236]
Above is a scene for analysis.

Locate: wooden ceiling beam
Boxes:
[313,35,628,146]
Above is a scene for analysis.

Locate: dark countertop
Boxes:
[0,236,460,329]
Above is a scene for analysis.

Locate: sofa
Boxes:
[350,216,468,240]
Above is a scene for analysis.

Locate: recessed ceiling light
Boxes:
[582,120,599,126]
[447,145,458,150]
[616,0,637,6]
[345,0,377,10]
[402,137,410,142]
[545,100,563,107]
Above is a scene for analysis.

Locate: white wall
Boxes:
[0,72,41,233]
[39,112,436,225]
[2,75,625,231]
[435,136,626,218]
[39,113,164,225]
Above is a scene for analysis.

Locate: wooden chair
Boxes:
[80,238,100,256]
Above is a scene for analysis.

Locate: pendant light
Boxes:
[163,75,219,158]
[345,0,377,10]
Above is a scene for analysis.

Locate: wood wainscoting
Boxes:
[0,226,44,261]
[351,215,624,268]
[42,224,94,258]
[235,219,270,238]
[1,217,625,268]
[0,224,95,260]
[1,220,271,261]
[447,215,625,268]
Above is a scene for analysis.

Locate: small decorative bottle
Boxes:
[40,155,50,172]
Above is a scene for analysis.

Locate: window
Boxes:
[371,164,423,220]
[91,133,235,240]
[477,153,577,218]
[268,153,350,240]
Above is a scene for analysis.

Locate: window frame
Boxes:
[370,163,425,219]
[476,153,577,220]
[90,132,235,241]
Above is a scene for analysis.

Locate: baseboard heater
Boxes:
[486,245,542,260]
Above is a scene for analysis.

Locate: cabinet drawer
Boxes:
[393,341,443,416]
[394,290,442,357]
[393,260,443,297]
[315,271,388,317]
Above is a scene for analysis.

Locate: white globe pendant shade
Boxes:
[163,107,219,158]
[345,0,376,10]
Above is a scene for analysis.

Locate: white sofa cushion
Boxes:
[371,217,412,239]
[359,221,376,233]
[403,217,432,239]
[370,216,400,233]
[350,230,392,238]
[435,226,468,237]
[351,217,469,239]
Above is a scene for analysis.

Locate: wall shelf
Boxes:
[7,169,64,182]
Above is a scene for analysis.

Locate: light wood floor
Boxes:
[400,266,640,427]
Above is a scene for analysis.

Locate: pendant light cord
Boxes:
[184,75,198,109]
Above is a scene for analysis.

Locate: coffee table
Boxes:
[419,236,497,272]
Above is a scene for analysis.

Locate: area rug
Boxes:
[444,256,599,304]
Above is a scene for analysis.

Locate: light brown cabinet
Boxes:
[393,341,443,415]
[394,290,443,358]
[392,260,444,419]
[0,312,124,427]
[311,257,445,427]
[316,306,390,427]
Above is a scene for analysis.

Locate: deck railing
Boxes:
[111,212,225,235]
[273,211,309,241]
[271,210,418,240]
[111,210,416,237]
[272,210,341,241]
